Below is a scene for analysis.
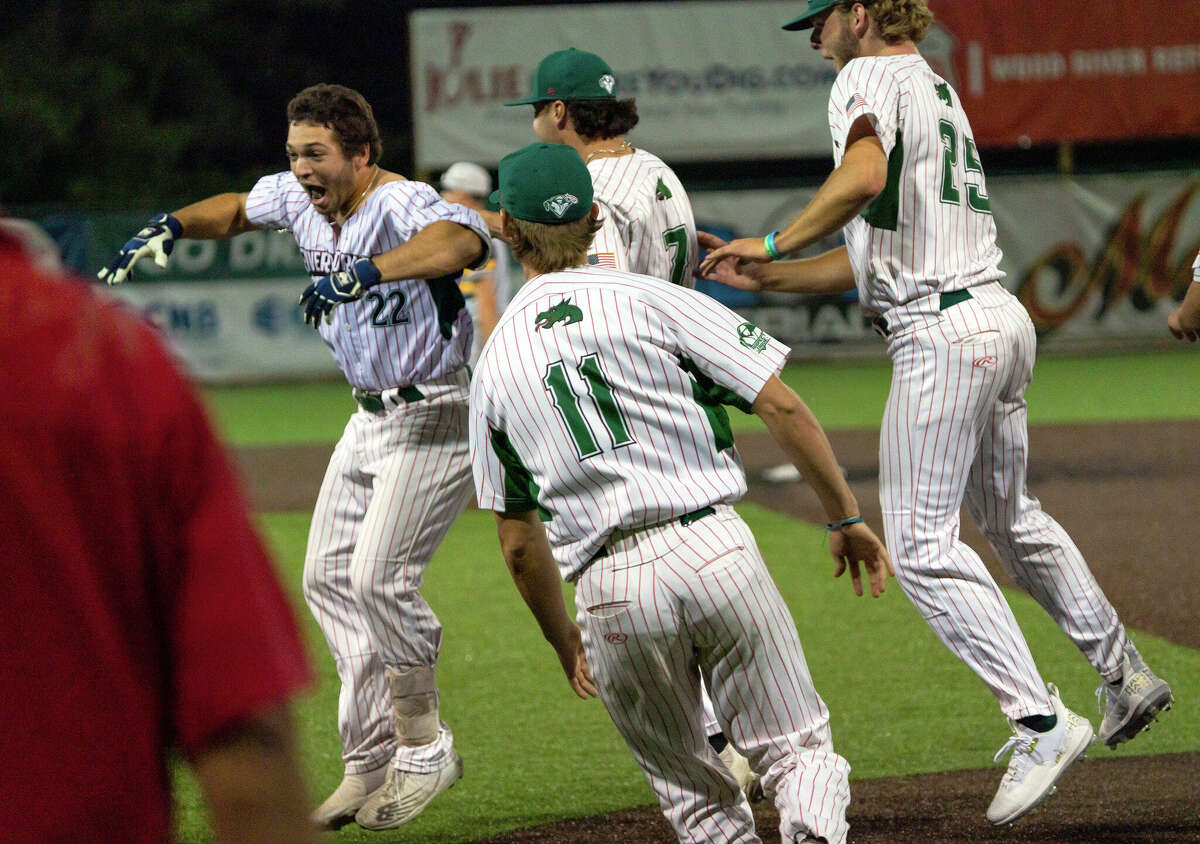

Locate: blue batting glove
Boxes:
[299,258,382,327]
[98,213,183,284]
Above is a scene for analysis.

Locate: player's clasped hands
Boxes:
[697,230,768,291]
[828,521,894,598]
[697,230,771,279]
[298,257,382,326]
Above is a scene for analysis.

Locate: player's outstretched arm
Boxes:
[752,375,893,597]
[698,231,855,295]
[99,193,255,284]
[495,510,598,700]
[1168,280,1200,341]
[698,116,886,277]
[373,220,487,283]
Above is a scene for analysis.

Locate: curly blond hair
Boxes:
[504,214,603,275]
[841,0,934,45]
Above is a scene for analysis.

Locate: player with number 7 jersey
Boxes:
[506,48,698,288]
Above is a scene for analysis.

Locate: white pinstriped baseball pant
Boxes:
[576,505,851,844]
[878,283,1128,721]
[303,370,473,775]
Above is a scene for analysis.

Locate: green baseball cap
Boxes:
[504,48,618,106]
[489,142,594,224]
[782,0,841,30]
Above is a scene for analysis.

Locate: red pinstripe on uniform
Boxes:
[472,268,851,843]
[831,55,1131,720]
[247,172,486,776]
[588,149,698,288]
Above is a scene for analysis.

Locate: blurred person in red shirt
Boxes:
[0,224,315,842]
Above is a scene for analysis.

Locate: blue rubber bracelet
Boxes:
[825,516,865,531]
[764,231,782,261]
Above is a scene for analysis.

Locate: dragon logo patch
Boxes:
[543,193,579,219]
[535,298,584,330]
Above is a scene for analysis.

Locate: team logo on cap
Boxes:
[599,74,615,94]
[543,193,579,218]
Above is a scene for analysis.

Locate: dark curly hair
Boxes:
[535,99,639,142]
[286,84,383,165]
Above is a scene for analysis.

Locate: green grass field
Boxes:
[202,349,1200,446]
[176,350,1200,841]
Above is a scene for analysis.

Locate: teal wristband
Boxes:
[764,231,782,261]
[825,516,864,531]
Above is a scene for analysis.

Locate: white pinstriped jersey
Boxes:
[1193,249,1199,283]
[470,266,787,578]
[831,55,1005,316]
[246,173,489,389]
[588,149,698,288]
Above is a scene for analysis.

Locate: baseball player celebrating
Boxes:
[701,0,1173,826]
[101,84,490,831]
[506,48,699,288]
[471,141,893,844]
[502,46,771,800]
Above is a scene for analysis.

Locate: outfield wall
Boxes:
[19,168,1200,383]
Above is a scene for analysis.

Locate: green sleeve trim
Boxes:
[861,128,904,231]
[678,357,741,452]
[489,427,552,520]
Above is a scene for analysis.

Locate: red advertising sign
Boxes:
[929,0,1200,147]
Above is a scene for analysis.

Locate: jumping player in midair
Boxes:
[700,0,1173,826]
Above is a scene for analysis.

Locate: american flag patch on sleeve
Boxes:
[846,93,868,113]
[588,252,617,268]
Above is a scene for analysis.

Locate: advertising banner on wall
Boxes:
[24,168,1198,382]
[411,1,838,168]
[411,1,1199,169]
[690,170,1199,353]
[54,216,339,383]
[933,0,1200,147]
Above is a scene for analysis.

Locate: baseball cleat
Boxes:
[1096,648,1174,747]
[354,751,463,830]
[310,766,388,830]
[986,683,1093,826]
[718,743,766,803]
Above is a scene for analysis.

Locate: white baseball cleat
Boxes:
[718,743,766,803]
[354,751,463,830]
[1096,647,1173,748]
[986,683,1093,826]
[310,766,388,830]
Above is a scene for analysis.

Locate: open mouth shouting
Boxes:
[302,183,330,211]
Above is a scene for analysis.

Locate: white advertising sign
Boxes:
[410,1,842,168]
[103,280,340,383]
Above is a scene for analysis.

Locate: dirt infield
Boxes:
[233,419,1200,842]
